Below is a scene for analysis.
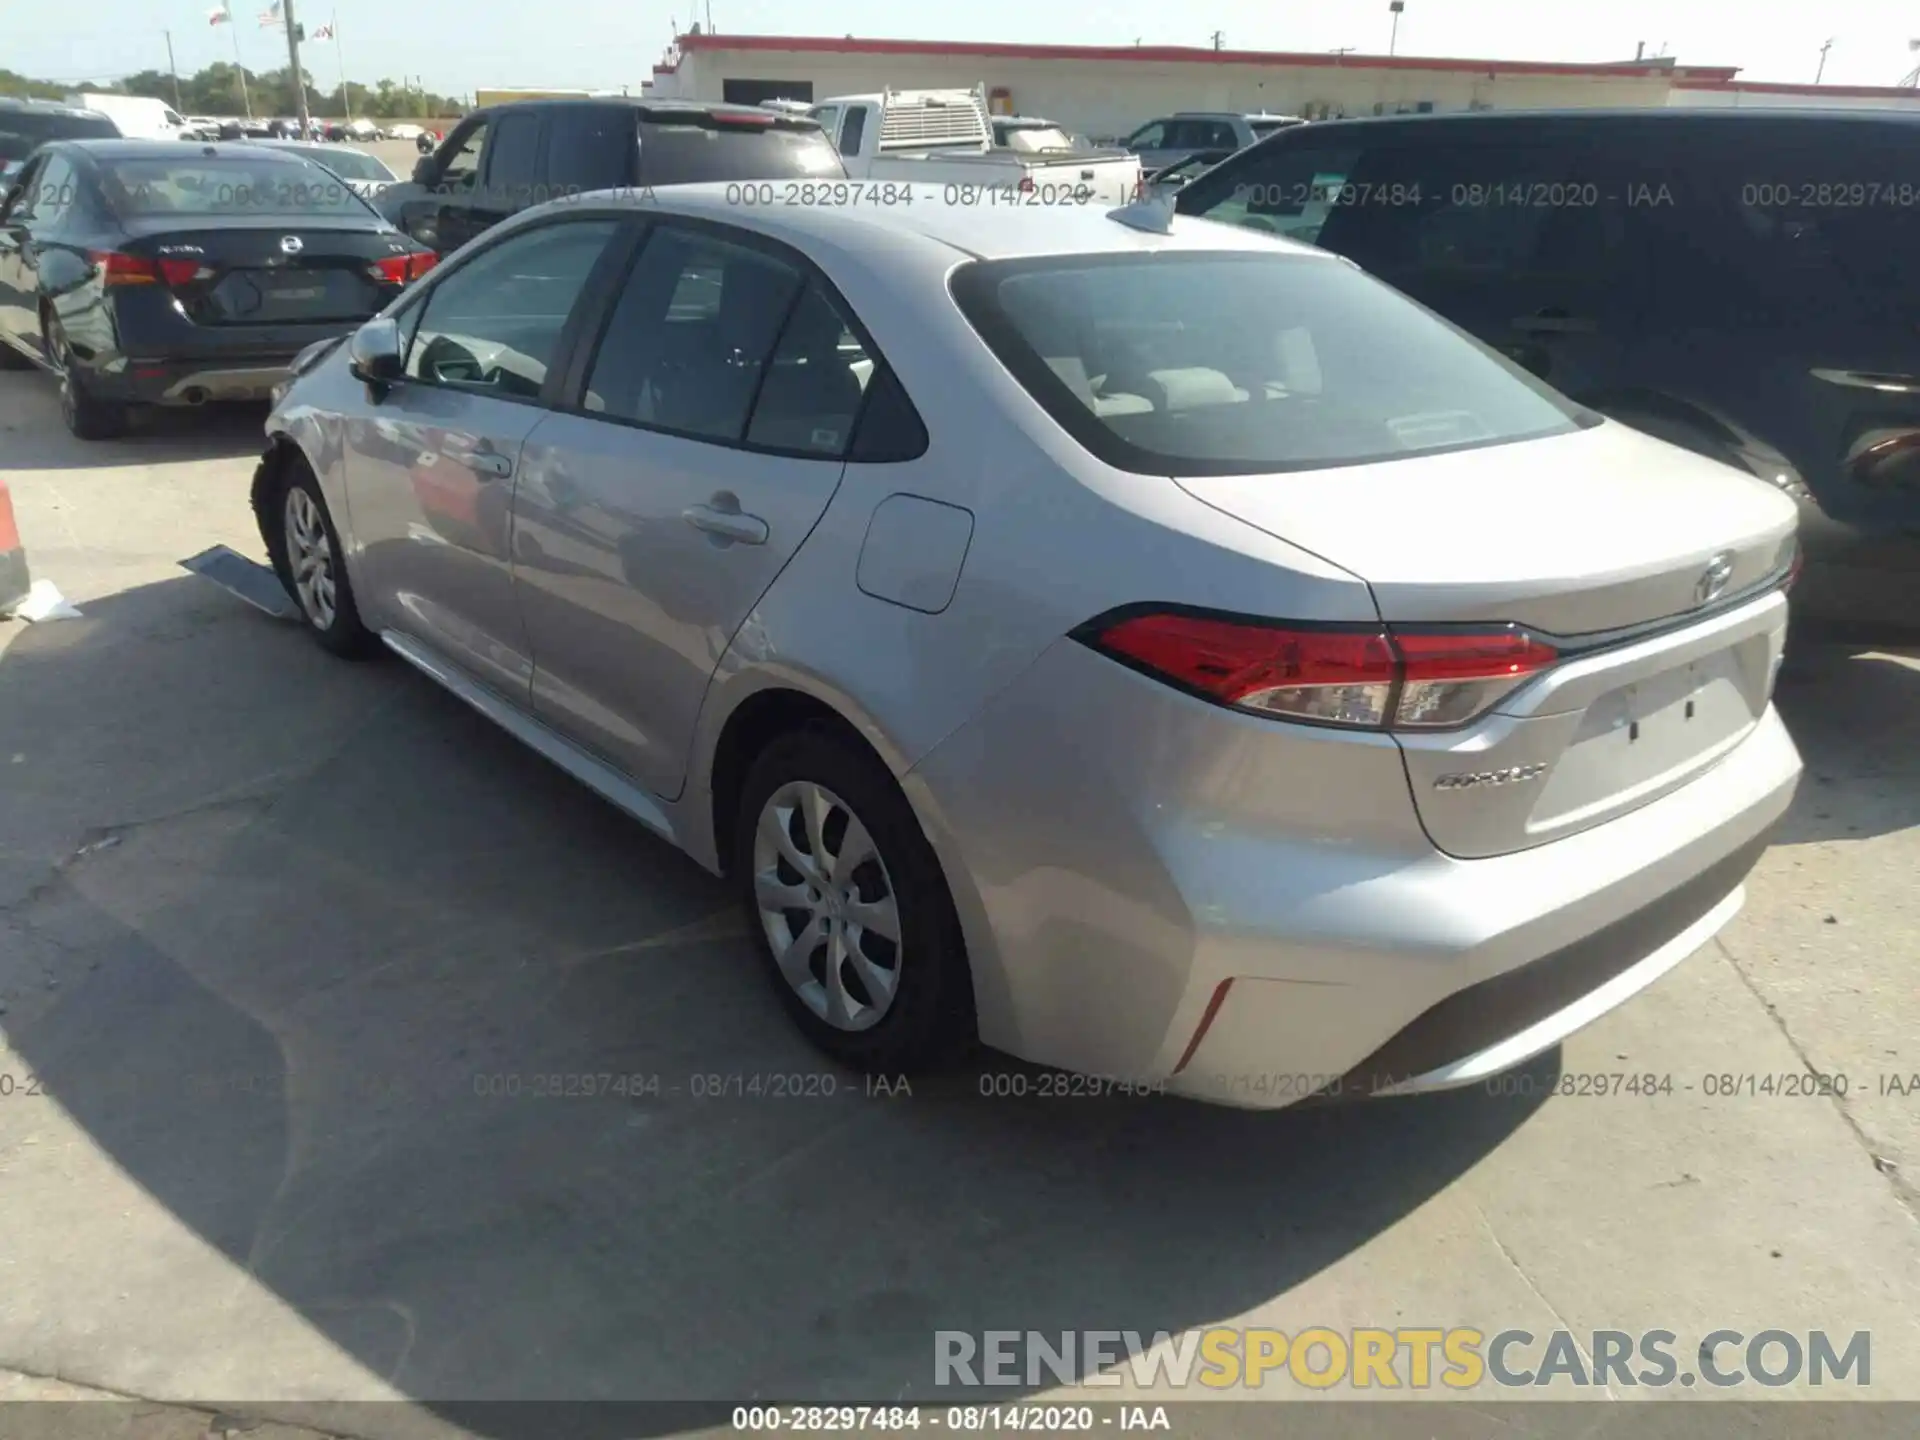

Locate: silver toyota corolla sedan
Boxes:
[253,185,1803,1108]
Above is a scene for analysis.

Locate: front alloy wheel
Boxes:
[284,484,338,630]
[752,780,904,1031]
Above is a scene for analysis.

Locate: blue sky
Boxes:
[14,0,1920,97]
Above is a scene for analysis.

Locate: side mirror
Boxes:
[347,318,404,390]
[411,155,435,184]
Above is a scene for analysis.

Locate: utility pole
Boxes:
[1210,29,1225,50]
[281,0,311,133]
[1815,37,1834,83]
[163,30,184,113]
[1388,0,1405,55]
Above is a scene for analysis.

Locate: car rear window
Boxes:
[949,251,1591,477]
[0,110,119,161]
[636,117,846,185]
[98,155,374,217]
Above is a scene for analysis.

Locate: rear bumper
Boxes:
[88,355,300,405]
[907,637,1803,1110]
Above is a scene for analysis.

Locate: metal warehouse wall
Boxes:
[653,49,1679,136]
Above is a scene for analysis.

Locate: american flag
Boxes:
[309,22,333,39]
[258,1,282,26]
[207,2,232,22]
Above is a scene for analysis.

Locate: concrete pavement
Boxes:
[0,370,1916,1435]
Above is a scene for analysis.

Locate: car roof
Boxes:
[1284,106,1920,134]
[540,182,1335,263]
[476,96,810,123]
[52,139,331,161]
[0,97,107,118]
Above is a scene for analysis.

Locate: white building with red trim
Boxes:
[640,32,1920,136]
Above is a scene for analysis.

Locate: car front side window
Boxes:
[403,218,622,400]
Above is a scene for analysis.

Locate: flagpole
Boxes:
[230,17,254,117]
[335,14,351,122]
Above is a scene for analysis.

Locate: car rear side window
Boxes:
[581,226,805,441]
[485,110,543,189]
[1178,142,1364,246]
[404,219,620,400]
[635,118,846,184]
[545,107,636,193]
[745,281,875,457]
[950,251,1588,477]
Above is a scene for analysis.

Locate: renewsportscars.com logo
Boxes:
[935,1327,1872,1391]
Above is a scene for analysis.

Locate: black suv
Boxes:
[1177,109,1920,629]
[1,97,119,185]
[376,98,846,256]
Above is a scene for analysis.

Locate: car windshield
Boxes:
[949,250,1590,477]
[98,154,375,217]
[0,110,119,161]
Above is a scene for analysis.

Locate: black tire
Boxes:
[49,322,131,441]
[734,726,976,1074]
[265,453,377,658]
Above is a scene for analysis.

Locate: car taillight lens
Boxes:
[90,252,210,286]
[1082,611,1558,732]
[368,251,437,285]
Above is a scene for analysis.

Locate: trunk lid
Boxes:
[117,218,417,327]
[1175,420,1800,858]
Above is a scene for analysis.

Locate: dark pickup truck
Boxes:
[373,97,848,255]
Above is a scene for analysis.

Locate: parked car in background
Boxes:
[0,97,120,186]
[756,99,815,117]
[378,98,845,254]
[251,185,1801,1099]
[385,122,427,142]
[249,139,400,202]
[1123,111,1303,173]
[811,86,1141,204]
[0,140,435,438]
[218,118,277,140]
[184,115,224,140]
[991,114,1093,152]
[1177,107,1920,630]
[63,93,194,142]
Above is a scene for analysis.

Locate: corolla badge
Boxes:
[279,234,304,255]
[1695,551,1736,606]
[1432,763,1549,792]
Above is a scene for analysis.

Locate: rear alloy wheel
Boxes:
[274,462,375,658]
[48,321,130,441]
[736,728,975,1073]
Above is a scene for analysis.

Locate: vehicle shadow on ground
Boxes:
[1771,631,1920,844]
[0,378,268,469]
[0,575,1560,1431]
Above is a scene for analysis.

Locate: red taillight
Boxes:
[90,252,210,286]
[369,251,438,285]
[1084,611,1558,732]
[91,250,158,285]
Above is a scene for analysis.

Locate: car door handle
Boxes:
[683,503,768,545]
[463,450,513,479]
[1812,367,1920,395]
[1512,310,1597,335]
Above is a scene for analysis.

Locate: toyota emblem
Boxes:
[279,235,304,255]
[1695,551,1736,607]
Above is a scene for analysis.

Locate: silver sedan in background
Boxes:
[253,186,1802,1107]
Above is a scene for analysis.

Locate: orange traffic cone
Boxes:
[0,477,29,616]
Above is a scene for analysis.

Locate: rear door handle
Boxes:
[464,450,513,480]
[683,502,768,545]
[1512,310,1597,335]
